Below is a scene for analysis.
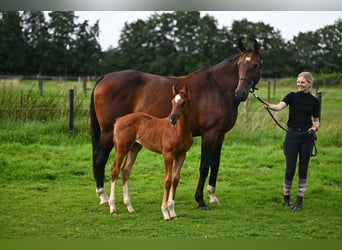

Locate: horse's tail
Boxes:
[90,75,104,162]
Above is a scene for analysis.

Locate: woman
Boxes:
[262,72,320,211]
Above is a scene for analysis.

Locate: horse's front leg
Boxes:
[207,134,224,204]
[195,132,224,209]
[161,153,173,220]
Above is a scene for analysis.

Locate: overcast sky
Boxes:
[73,11,342,50]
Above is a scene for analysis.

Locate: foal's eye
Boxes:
[181,101,186,108]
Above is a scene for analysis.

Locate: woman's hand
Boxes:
[262,102,269,109]
[308,127,317,134]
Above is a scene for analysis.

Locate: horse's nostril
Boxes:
[235,90,248,101]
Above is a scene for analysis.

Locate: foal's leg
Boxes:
[109,159,119,214]
[121,143,142,213]
[109,150,126,214]
[161,153,173,220]
[167,154,185,219]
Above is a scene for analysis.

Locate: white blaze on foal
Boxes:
[245,56,251,62]
[174,94,181,103]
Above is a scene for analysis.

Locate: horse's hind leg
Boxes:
[122,143,142,213]
[94,133,113,205]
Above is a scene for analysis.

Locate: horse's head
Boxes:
[235,39,262,102]
[169,85,190,125]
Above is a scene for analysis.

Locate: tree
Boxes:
[21,11,50,75]
[71,19,102,76]
[113,11,234,76]
[314,19,342,73]
[0,11,27,74]
[47,11,77,76]
[290,19,342,74]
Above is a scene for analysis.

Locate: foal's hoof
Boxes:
[110,209,117,215]
[127,207,135,213]
[100,200,109,206]
[209,198,220,204]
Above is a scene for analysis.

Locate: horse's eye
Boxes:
[181,101,186,108]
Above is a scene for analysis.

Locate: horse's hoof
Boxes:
[197,205,208,211]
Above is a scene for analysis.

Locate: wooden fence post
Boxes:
[68,89,74,133]
[38,77,43,96]
[267,79,271,101]
[83,77,87,97]
[316,91,322,119]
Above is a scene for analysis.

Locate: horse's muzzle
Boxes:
[235,89,248,102]
[169,114,179,125]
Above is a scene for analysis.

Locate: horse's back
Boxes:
[94,70,177,133]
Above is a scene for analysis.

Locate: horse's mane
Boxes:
[189,52,242,75]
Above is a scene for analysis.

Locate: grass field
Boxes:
[0,78,341,239]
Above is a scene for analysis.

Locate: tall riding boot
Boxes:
[283,195,293,209]
[293,196,303,211]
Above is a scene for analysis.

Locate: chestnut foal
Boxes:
[109,85,193,220]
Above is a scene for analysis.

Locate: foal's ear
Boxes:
[172,85,178,95]
[180,85,188,94]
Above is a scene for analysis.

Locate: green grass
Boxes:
[0,79,341,239]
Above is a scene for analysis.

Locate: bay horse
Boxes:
[90,39,262,210]
[109,85,192,220]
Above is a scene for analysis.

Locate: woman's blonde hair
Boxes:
[298,71,314,93]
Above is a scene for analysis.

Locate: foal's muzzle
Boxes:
[169,114,179,125]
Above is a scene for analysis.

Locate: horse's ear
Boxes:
[238,39,246,52]
[253,39,259,52]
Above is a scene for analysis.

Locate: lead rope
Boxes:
[250,90,317,156]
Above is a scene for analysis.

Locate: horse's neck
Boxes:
[211,61,238,91]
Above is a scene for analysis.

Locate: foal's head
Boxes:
[235,39,262,101]
[169,85,190,126]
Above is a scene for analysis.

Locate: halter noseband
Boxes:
[239,76,258,92]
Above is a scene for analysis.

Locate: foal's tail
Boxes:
[90,75,104,162]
